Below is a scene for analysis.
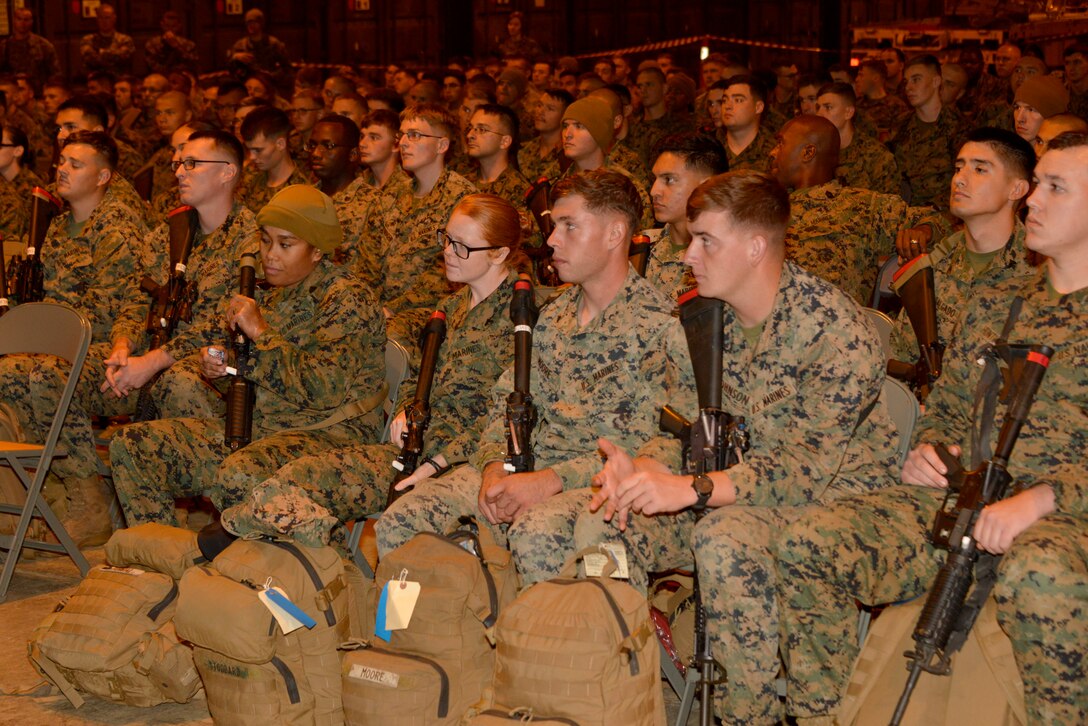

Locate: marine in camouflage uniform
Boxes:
[0,165,45,246]
[257,271,521,526]
[628,113,696,168]
[855,94,911,143]
[227,34,290,83]
[376,267,694,585]
[144,32,198,75]
[464,165,543,251]
[889,221,1036,364]
[776,263,1088,724]
[6,105,52,178]
[726,123,775,172]
[517,136,562,183]
[0,32,59,91]
[114,136,147,183]
[359,168,476,344]
[976,100,1015,132]
[837,130,901,197]
[110,254,386,525]
[640,224,695,300]
[576,261,899,724]
[79,29,135,76]
[890,106,963,210]
[330,174,378,274]
[237,163,313,214]
[785,180,948,305]
[606,143,650,191]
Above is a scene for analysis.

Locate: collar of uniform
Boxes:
[791,179,843,203]
[555,264,650,336]
[445,268,519,330]
[723,259,803,354]
[933,217,1029,274]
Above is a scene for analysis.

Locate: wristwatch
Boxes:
[691,474,714,511]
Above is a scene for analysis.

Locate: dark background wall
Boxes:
[17,0,943,79]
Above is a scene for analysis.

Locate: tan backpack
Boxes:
[174,535,350,726]
[838,596,1026,725]
[482,547,664,726]
[27,524,206,708]
[340,520,518,725]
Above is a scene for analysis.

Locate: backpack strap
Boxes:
[28,641,85,708]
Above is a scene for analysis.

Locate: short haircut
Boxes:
[552,168,643,234]
[963,127,1035,181]
[1043,130,1088,152]
[859,59,888,80]
[240,105,291,141]
[651,132,729,176]
[313,114,361,148]
[687,171,790,243]
[87,70,116,87]
[604,82,631,106]
[558,69,578,82]
[57,96,108,128]
[817,81,856,106]
[905,54,941,75]
[467,74,498,96]
[187,129,245,169]
[361,108,400,133]
[91,91,118,118]
[216,80,246,98]
[708,79,731,92]
[293,88,323,107]
[294,66,323,90]
[883,47,906,63]
[474,102,519,139]
[723,75,766,105]
[541,87,574,108]
[366,87,405,113]
[1063,43,1088,59]
[796,72,828,91]
[443,69,466,85]
[62,129,118,171]
[401,102,458,139]
[2,124,32,166]
[636,66,667,84]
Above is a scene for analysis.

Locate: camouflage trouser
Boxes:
[692,505,808,726]
[992,513,1088,724]
[264,441,398,524]
[153,354,224,419]
[375,466,592,586]
[109,416,356,526]
[573,504,699,593]
[774,485,944,719]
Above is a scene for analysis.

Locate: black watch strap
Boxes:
[691,474,713,511]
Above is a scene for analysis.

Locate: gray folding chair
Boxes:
[882,376,920,467]
[0,303,92,600]
[864,306,895,363]
[349,338,413,577]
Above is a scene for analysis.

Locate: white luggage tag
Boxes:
[257,578,317,634]
[583,542,630,579]
[374,568,421,642]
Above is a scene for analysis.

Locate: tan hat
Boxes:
[563,96,615,151]
[1015,75,1070,118]
[256,184,343,255]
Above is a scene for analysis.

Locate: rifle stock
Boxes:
[889,255,944,396]
[892,343,1053,725]
[13,186,63,304]
[523,177,560,286]
[224,253,257,451]
[629,233,653,277]
[504,275,539,473]
[387,310,448,506]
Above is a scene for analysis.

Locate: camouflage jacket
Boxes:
[606,143,651,191]
[116,203,259,360]
[0,166,45,243]
[628,113,697,167]
[332,175,379,278]
[79,31,135,74]
[144,33,199,74]
[395,271,520,466]
[115,137,147,183]
[856,94,911,143]
[39,187,150,343]
[518,136,562,183]
[725,124,775,173]
[890,106,964,211]
[720,261,900,506]
[238,259,386,439]
[837,130,901,197]
[889,220,1037,364]
[238,163,313,214]
[1070,89,1088,121]
[0,33,59,88]
[915,266,1088,518]
[640,224,695,301]
[473,267,695,489]
[227,35,290,79]
[976,100,1015,132]
[358,163,410,192]
[7,106,51,178]
[360,168,476,321]
[464,165,542,250]
[785,180,949,305]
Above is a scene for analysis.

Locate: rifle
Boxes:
[224,253,257,451]
[658,288,750,726]
[887,255,944,400]
[133,205,199,421]
[503,274,539,474]
[629,233,653,278]
[11,186,63,304]
[522,177,560,287]
[132,161,155,202]
[891,342,1053,725]
[387,310,448,507]
[0,235,9,317]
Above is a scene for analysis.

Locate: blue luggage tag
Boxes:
[262,586,317,630]
[374,583,392,641]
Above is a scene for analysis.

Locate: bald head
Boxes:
[771,115,840,189]
[1036,113,1088,157]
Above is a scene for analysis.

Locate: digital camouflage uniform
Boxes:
[606,143,650,191]
[143,33,199,74]
[777,266,1088,724]
[0,165,45,249]
[725,124,775,172]
[0,33,59,90]
[79,31,135,75]
[258,271,521,526]
[6,105,51,178]
[889,221,1036,365]
[464,165,543,251]
[237,163,313,214]
[377,267,694,587]
[628,113,697,168]
[785,180,949,305]
[976,100,1015,132]
[837,130,901,197]
[227,35,290,82]
[1070,89,1088,121]
[0,186,149,481]
[575,261,899,724]
[890,106,964,210]
[640,224,695,300]
[109,258,386,525]
[359,168,476,345]
[358,163,409,192]
[331,174,378,274]
[114,137,147,183]
[517,137,562,183]
[111,203,260,419]
[855,94,911,143]
[139,145,176,205]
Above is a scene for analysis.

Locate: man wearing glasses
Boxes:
[306,115,359,199]
[360,103,476,345]
[101,129,259,421]
[213,80,247,132]
[288,89,324,158]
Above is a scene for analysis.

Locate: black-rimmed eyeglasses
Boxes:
[437,228,503,259]
[171,158,232,172]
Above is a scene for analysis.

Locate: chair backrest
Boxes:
[863,307,895,362]
[869,255,903,317]
[882,377,919,466]
[0,303,92,364]
[382,338,411,443]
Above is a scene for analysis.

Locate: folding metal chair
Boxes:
[0,303,92,600]
[864,306,896,362]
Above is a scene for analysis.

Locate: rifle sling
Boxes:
[970,297,1023,468]
[287,382,388,432]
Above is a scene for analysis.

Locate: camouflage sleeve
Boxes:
[78,35,97,64]
[632,320,693,470]
[246,279,383,411]
[888,307,917,364]
[356,195,391,290]
[729,322,887,507]
[82,225,140,339]
[471,366,513,471]
[905,206,954,243]
[874,154,902,197]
